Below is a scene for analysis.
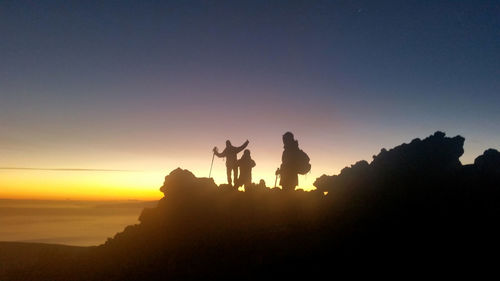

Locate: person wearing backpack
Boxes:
[276,132,311,191]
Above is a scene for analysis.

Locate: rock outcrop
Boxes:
[6,132,499,280]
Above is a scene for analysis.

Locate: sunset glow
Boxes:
[1,0,498,200]
[0,2,499,278]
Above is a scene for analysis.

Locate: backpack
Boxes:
[296,149,311,175]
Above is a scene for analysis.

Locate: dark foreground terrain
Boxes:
[1,132,499,280]
[0,242,90,279]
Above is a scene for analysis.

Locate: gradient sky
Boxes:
[1,0,499,200]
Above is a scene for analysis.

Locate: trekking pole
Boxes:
[209,151,215,178]
[274,168,279,188]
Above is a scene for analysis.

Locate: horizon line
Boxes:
[0,167,139,172]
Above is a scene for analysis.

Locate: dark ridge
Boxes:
[2,132,499,280]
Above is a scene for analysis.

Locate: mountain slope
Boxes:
[2,131,499,280]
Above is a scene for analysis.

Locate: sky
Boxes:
[1,0,499,200]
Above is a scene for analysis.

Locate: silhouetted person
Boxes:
[276,132,310,191]
[258,179,266,189]
[235,149,256,190]
[214,139,249,186]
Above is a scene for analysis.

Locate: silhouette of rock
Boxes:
[159,167,217,197]
[371,131,464,172]
[4,131,500,280]
[474,148,500,174]
[315,131,465,194]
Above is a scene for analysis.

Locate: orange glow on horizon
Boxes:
[0,165,323,201]
[0,170,164,200]
[0,135,366,201]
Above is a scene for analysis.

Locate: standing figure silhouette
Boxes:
[276,132,309,191]
[235,149,256,191]
[214,139,249,186]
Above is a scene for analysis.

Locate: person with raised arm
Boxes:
[213,139,249,186]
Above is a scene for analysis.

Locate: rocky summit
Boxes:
[2,132,499,280]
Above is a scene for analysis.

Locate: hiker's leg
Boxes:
[226,167,232,185]
[234,172,241,188]
[243,179,251,192]
[232,167,238,187]
[282,183,295,191]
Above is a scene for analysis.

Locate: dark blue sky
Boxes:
[1,0,499,191]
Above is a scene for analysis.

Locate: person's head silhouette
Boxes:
[283,132,295,146]
[226,140,232,147]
